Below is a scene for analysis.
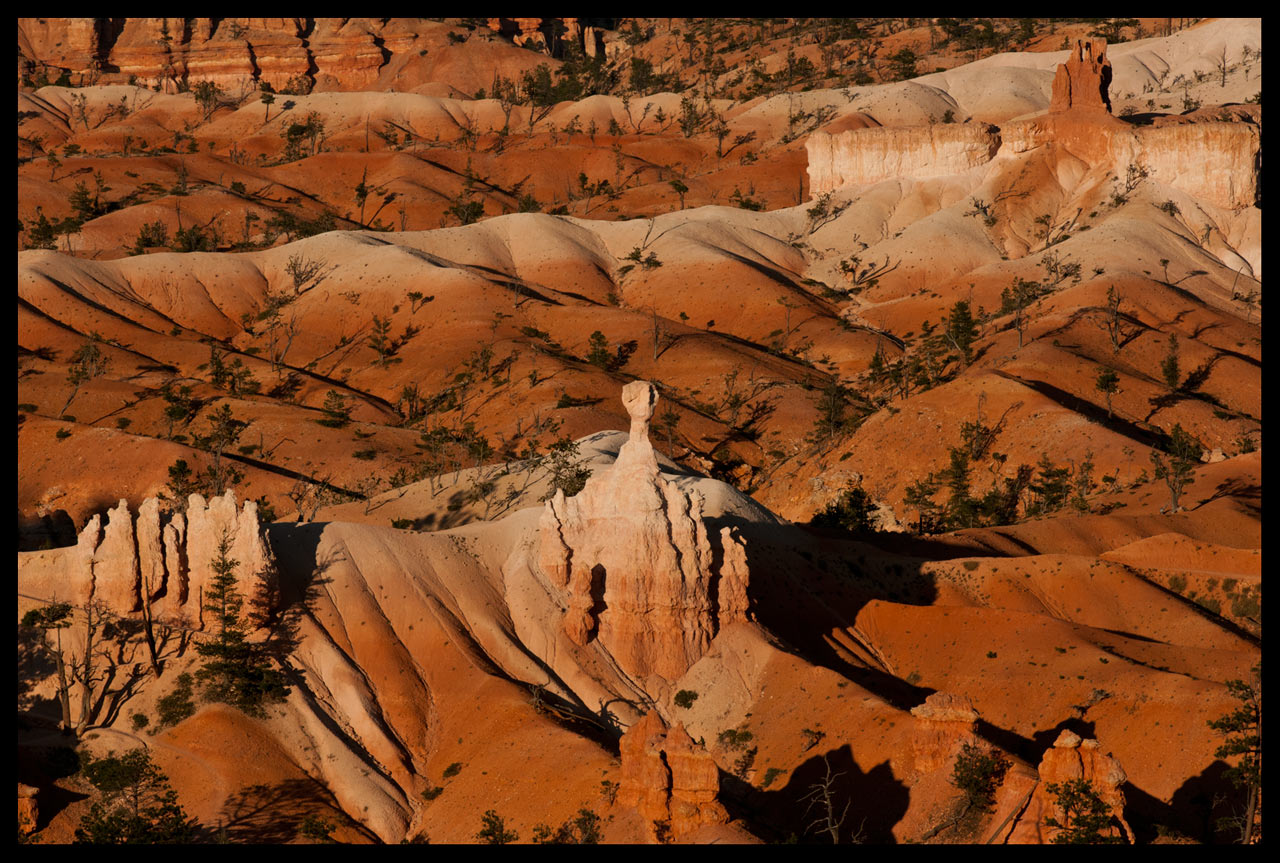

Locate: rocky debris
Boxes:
[1008,730,1134,844]
[909,692,980,775]
[618,711,729,842]
[17,783,38,836]
[1050,38,1113,114]
[17,492,271,628]
[535,381,752,683]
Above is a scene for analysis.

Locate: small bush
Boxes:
[156,672,197,728]
[391,518,413,530]
[717,727,753,749]
[674,689,698,709]
[952,742,1010,811]
[55,428,71,440]
[442,762,463,779]
[352,448,377,461]
[420,785,443,802]
[131,713,149,731]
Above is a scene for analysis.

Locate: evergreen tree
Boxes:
[904,476,942,533]
[1095,366,1119,418]
[1150,423,1200,512]
[943,447,978,529]
[1161,333,1180,390]
[74,749,198,844]
[1206,663,1261,843]
[1028,454,1072,515]
[195,534,290,716]
[944,300,979,365]
[1043,779,1122,844]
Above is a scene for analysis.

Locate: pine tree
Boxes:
[1095,366,1119,418]
[1161,333,1180,390]
[944,300,979,365]
[944,447,978,529]
[195,533,289,716]
[1043,779,1122,844]
[1206,663,1261,843]
[75,749,198,844]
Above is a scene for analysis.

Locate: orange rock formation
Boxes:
[1050,38,1113,113]
[1011,729,1135,844]
[618,710,729,842]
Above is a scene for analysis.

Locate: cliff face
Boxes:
[1008,730,1135,844]
[806,125,1001,193]
[18,17,612,92]
[19,18,425,93]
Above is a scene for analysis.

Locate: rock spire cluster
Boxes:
[536,381,752,684]
[19,491,273,628]
[1050,38,1113,113]
[617,710,729,842]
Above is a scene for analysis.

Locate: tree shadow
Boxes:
[1121,759,1236,843]
[217,777,372,844]
[724,744,909,843]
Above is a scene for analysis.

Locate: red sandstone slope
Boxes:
[17,18,1262,846]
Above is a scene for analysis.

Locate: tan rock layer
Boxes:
[807,39,1259,211]
[909,691,981,775]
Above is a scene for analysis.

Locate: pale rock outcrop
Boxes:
[535,381,752,684]
[17,492,271,628]
[909,692,981,775]
[717,527,752,625]
[93,500,140,613]
[808,37,1259,211]
[162,513,187,609]
[807,124,1001,195]
[136,497,166,605]
[618,711,729,842]
[186,492,273,626]
[17,784,38,836]
[1008,730,1135,844]
[71,514,102,606]
[1050,38,1113,113]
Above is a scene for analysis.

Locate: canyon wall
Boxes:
[806,124,1002,193]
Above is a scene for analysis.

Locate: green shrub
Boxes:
[442,762,463,779]
[1044,779,1122,843]
[717,727,753,749]
[673,689,698,709]
[156,673,196,727]
[952,742,1009,811]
